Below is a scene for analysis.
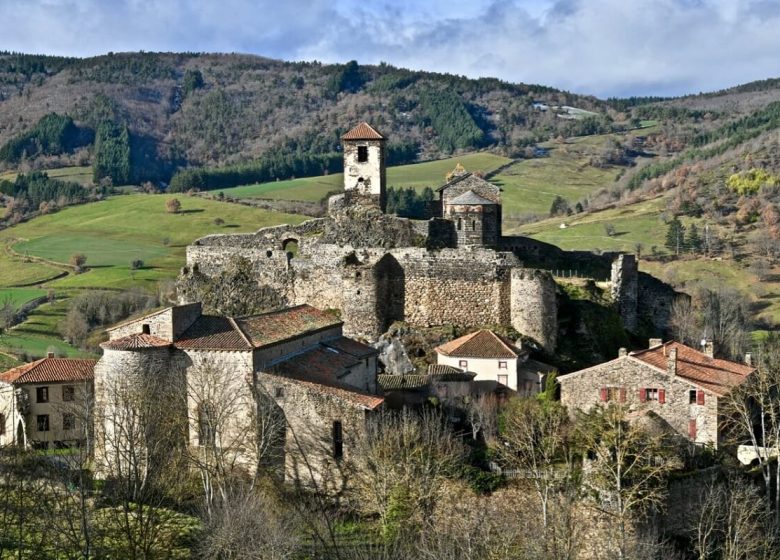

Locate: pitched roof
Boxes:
[436,330,523,359]
[282,376,384,410]
[323,337,378,358]
[630,341,754,396]
[448,190,497,206]
[101,334,172,350]
[436,172,500,198]
[173,305,341,351]
[341,122,385,141]
[0,358,96,384]
[378,374,429,391]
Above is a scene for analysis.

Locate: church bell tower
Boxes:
[341,122,386,211]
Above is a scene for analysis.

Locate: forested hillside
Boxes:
[0,51,611,185]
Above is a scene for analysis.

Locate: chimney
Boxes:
[667,348,677,376]
[703,340,714,358]
[649,338,662,349]
[618,347,628,357]
[745,352,753,367]
[47,352,54,359]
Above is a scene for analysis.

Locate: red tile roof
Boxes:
[175,316,252,350]
[341,122,385,141]
[630,341,754,396]
[323,337,378,358]
[0,358,96,384]
[101,334,172,350]
[282,377,384,410]
[436,330,523,359]
[235,305,342,348]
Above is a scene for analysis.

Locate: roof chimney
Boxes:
[703,340,714,358]
[649,338,662,349]
[618,347,628,357]
[667,347,677,376]
[46,352,54,359]
[745,352,753,367]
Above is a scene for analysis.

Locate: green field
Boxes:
[218,152,511,201]
[0,165,93,186]
[0,288,47,309]
[0,193,306,290]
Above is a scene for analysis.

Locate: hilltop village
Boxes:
[0,123,771,557]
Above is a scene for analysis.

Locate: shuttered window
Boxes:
[689,419,697,440]
[658,389,666,404]
[697,390,705,406]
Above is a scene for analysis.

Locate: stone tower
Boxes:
[341,122,386,211]
[443,190,500,247]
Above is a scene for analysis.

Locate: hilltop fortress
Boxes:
[178,123,675,351]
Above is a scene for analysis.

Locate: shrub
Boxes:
[130,259,144,270]
[69,253,87,272]
[213,217,225,226]
[166,198,181,213]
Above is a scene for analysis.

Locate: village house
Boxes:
[0,355,95,450]
[435,329,553,395]
[378,364,476,411]
[557,339,755,447]
[94,302,383,494]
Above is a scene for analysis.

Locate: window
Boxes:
[600,387,626,403]
[459,360,468,369]
[141,324,150,335]
[62,385,75,402]
[689,390,697,404]
[274,387,284,398]
[62,413,75,431]
[37,415,49,432]
[357,146,368,162]
[498,361,508,369]
[198,403,215,447]
[0,413,5,435]
[457,218,462,231]
[36,387,49,403]
[645,388,659,402]
[472,220,476,230]
[498,374,509,387]
[332,421,343,459]
[688,418,697,440]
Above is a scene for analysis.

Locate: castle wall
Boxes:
[611,254,638,333]
[510,268,558,351]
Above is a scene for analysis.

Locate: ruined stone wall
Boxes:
[638,271,680,335]
[510,268,558,351]
[255,373,369,495]
[611,254,638,333]
[558,357,720,446]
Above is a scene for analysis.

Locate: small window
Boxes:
[62,413,75,431]
[498,374,509,387]
[198,403,215,447]
[36,387,49,403]
[357,146,368,163]
[689,390,697,404]
[600,387,621,402]
[459,360,468,369]
[141,324,150,335]
[62,385,75,402]
[275,387,284,398]
[498,361,508,369]
[645,388,659,402]
[37,415,50,432]
[333,421,343,459]
[472,220,476,230]
[0,413,5,435]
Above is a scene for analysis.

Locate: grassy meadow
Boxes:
[0,165,94,186]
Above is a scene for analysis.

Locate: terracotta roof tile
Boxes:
[235,305,342,348]
[283,377,384,410]
[0,358,96,384]
[436,330,523,359]
[101,334,172,350]
[323,337,378,358]
[175,316,252,350]
[378,374,429,390]
[631,341,754,396]
[341,122,385,140]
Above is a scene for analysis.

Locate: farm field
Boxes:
[0,193,306,290]
[218,152,511,201]
[0,165,93,186]
[0,287,47,309]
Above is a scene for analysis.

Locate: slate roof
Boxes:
[173,305,341,351]
[630,341,754,396]
[448,190,497,206]
[101,334,172,350]
[0,358,96,384]
[436,330,524,359]
[341,122,385,141]
[436,172,501,201]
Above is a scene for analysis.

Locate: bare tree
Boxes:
[465,393,497,443]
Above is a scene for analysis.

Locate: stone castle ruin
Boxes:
[178,122,676,351]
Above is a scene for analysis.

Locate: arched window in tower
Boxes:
[457,218,462,231]
[357,146,368,162]
[472,219,476,230]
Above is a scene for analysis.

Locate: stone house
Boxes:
[558,340,755,447]
[94,302,383,494]
[378,364,476,410]
[435,329,553,395]
[0,355,95,449]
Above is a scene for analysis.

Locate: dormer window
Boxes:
[357,146,368,163]
[141,324,150,335]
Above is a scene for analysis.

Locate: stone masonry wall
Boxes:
[510,268,558,351]
[559,357,720,446]
[611,254,638,333]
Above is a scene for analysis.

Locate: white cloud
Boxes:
[1,0,779,96]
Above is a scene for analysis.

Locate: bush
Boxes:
[166,198,181,213]
[130,259,144,270]
[69,253,87,272]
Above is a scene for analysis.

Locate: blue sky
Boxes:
[2,0,780,97]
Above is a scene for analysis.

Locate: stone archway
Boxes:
[282,238,299,258]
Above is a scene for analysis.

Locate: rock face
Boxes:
[373,333,415,375]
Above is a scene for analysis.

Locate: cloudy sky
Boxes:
[2,0,780,98]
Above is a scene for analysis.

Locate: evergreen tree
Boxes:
[665,217,686,255]
[550,195,570,217]
[687,223,703,254]
[93,120,131,185]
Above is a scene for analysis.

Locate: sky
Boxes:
[2,0,780,98]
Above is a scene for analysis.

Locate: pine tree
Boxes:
[665,217,686,255]
[687,223,703,254]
